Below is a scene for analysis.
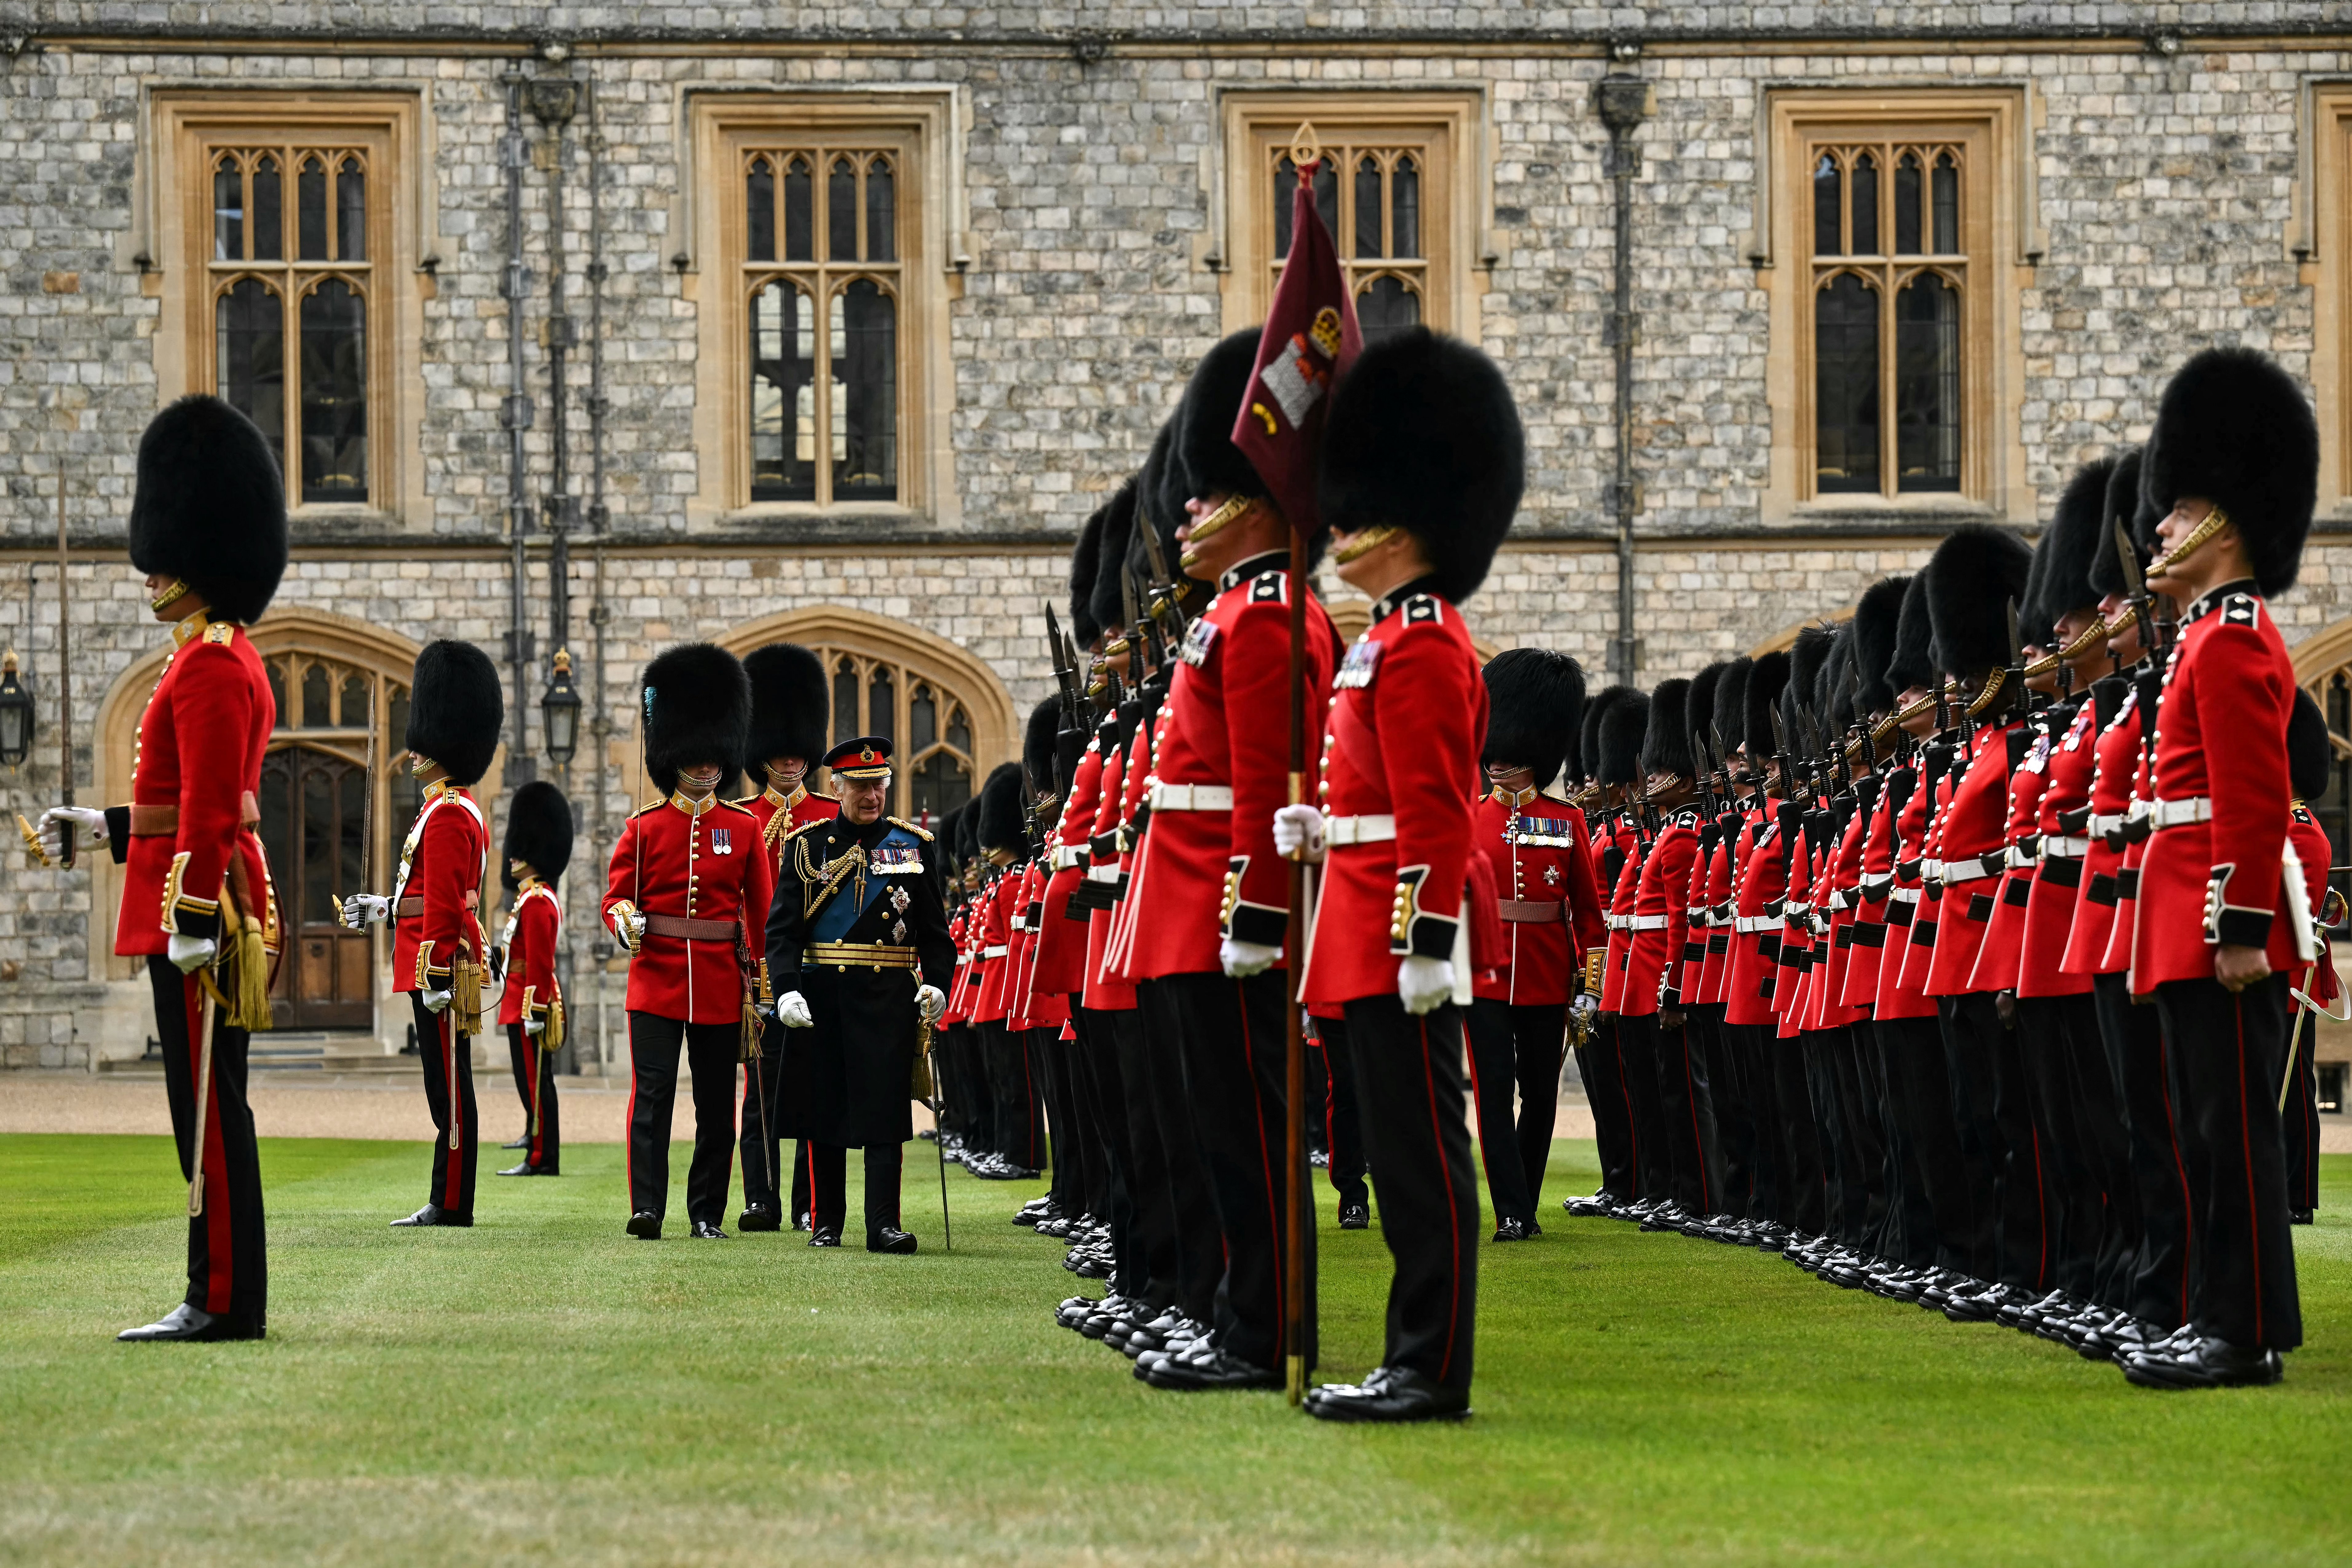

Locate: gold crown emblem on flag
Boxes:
[1309,307,1343,360]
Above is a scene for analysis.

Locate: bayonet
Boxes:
[2115,515,2157,660]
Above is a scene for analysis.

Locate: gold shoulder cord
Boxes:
[794,833,868,919]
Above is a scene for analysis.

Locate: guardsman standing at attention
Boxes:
[734,642,837,1233]
[344,639,502,1230]
[605,644,774,1242]
[496,779,572,1178]
[1278,327,1520,1424]
[767,737,955,1252]
[2121,347,2318,1390]
[42,396,286,1342]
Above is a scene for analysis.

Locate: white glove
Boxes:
[778,991,814,1029]
[340,894,389,929]
[1271,803,1326,863]
[524,1017,546,1037]
[167,933,216,974]
[1571,992,1599,1023]
[611,908,646,954]
[1220,938,1279,978]
[37,805,106,855]
[917,984,946,1024]
[1398,954,1455,1016]
[421,988,453,1013]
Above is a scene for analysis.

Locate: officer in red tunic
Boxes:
[1561,685,1645,1217]
[1124,328,1340,1394]
[604,644,773,1241]
[495,780,571,1178]
[2121,347,2317,1389]
[2282,691,2338,1226]
[42,397,285,1342]
[344,640,501,1229]
[1464,649,1603,1240]
[1280,327,1518,1424]
[733,642,836,1232]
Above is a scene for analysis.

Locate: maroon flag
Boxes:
[1232,165,1362,535]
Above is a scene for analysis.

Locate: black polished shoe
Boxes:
[116,1302,264,1343]
[500,1136,530,1151]
[627,1211,662,1240]
[793,1211,812,1232]
[867,1226,918,1254]
[496,1162,555,1177]
[1638,1202,1689,1234]
[2290,1208,2314,1225]
[392,1204,469,1228]
[1492,1216,1530,1243]
[691,1221,729,1239]
[1144,1343,1282,1391]
[738,1205,782,1233]
[1305,1365,1469,1423]
[1565,1189,1618,1218]
[2123,1334,2286,1390]
[808,1225,843,1248]
[1338,1202,1371,1230]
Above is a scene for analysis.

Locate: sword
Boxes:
[921,1014,952,1250]
[189,968,225,1217]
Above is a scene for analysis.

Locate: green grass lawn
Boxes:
[2,1132,2346,1566]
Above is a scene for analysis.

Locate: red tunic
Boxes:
[602,794,773,1025]
[969,864,1018,1024]
[1723,807,1788,1029]
[2019,702,2098,999]
[1031,736,1105,997]
[1966,720,2052,994]
[738,782,839,871]
[1810,802,1870,1029]
[2290,804,2340,1006]
[1471,788,1605,1005]
[1693,813,1742,1007]
[1877,768,1940,1021]
[942,904,974,1025]
[393,781,491,995]
[496,880,562,1027]
[111,613,277,958]
[2133,585,2304,992]
[1600,826,1646,1014]
[2063,685,2145,976]
[1300,585,1488,1008]
[1926,721,2023,997]
[1623,810,1701,1017]
[1081,728,1138,1012]
[1840,782,1897,1011]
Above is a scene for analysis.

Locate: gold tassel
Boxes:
[544,995,566,1056]
[231,918,273,1032]
[453,960,484,1038]
[740,996,763,1063]
[909,1014,935,1099]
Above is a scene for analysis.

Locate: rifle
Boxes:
[1044,605,1086,795]
[1136,513,1193,645]
[1689,728,1716,819]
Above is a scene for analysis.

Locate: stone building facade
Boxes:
[4,2,2352,1098]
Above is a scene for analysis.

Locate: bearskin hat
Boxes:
[127,394,289,625]
[405,640,504,787]
[2092,446,2157,601]
[1686,662,1727,770]
[1641,677,1693,780]
[1887,572,1936,696]
[742,642,829,783]
[1713,659,1752,759]
[1094,469,1142,636]
[2290,689,2333,804]
[1480,647,1585,790]
[1786,624,1835,744]
[950,800,979,871]
[1745,651,1790,757]
[1178,328,1271,505]
[502,779,574,889]
[1126,421,1198,599]
[1319,327,1524,603]
[1579,684,1637,785]
[640,642,750,797]
[1022,696,1062,798]
[1926,524,2033,679]
[2141,346,2318,596]
[1850,577,1910,717]
[1597,689,1650,788]
[976,761,1028,854]
[1821,622,1859,730]
[2027,458,2117,634]
[1070,496,1108,648]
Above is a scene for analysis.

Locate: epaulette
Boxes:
[888,816,936,841]
[784,816,830,840]
[630,798,667,819]
[713,798,758,817]
[1248,569,1288,605]
[2220,591,2263,630]
[203,622,238,646]
[1401,593,1444,626]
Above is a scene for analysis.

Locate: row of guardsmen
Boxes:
[1550,345,2327,1391]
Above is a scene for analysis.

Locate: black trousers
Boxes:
[1036,1024,1084,1215]
[1068,1010,1135,1290]
[2013,995,2095,1298]
[625,1012,738,1227]
[1105,1006,1184,1313]
[980,1021,1047,1171]
[807,1140,904,1234]
[2030,991,2135,1305]
[1308,1027,1371,1208]
[1875,1014,1970,1274]
[1721,1021,1782,1223]
[1462,999,1568,1224]
[414,994,480,1221]
[1693,1006,1754,1220]
[504,1023,560,1174]
[734,1028,808,1217]
[1938,993,2010,1282]
[1166,970,1317,1371]
[1344,994,1479,1396]
[1617,1010,1674,1203]
[1136,981,1223,1327]
[936,1023,981,1147]
[2285,1006,2321,1214]
[1574,1016,1641,1202]
[2156,973,2302,1350]
[1768,1035,1827,1237]
[1620,1010,1718,1218]
[2093,974,2196,1329]
[151,958,267,1327]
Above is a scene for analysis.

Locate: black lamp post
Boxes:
[541,647,581,767]
[0,650,33,769]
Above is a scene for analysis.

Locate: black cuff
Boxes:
[171,906,222,941]
[2212,906,2273,948]
[1226,902,1288,947]
[104,805,130,865]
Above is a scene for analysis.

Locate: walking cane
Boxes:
[922,1013,951,1250]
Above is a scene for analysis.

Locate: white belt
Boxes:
[1734,915,1780,934]
[2043,835,2090,859]
[1149,782,1232,811]
[2089,812,2126,835]
[1085,864,1121,884]
[1891,887,1922,904]
[1051,844,1087,871]
[1827,890,1852,912]
[1622,914,1669,931]
[2151,796,2212,829]
[1921,858,1944,880]
[981,944,1010,958]
[2004,844,2039,869]
[1783,902,1812,918]
[1940,854,2004,886]
[2127,798,2152,822]
[1857,872,1892,895]
[1326,813,1397,846]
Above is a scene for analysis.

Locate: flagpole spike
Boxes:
[1290,119,1322,176]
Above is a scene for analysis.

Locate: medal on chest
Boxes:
[1335,638,1383,690]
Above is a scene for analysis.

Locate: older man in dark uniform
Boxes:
[767,737,956,1253]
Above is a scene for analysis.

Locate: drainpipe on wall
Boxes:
[499,62,537,786]
[584,72,615,1072]
[1596,66,1652,688]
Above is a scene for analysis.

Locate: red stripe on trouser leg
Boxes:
[442,1012,464,1205]
[1462,1023,1495,1195]
[1235,981,1283,1356]
[182,973,235,1315]
[2235,994,2263,1344]
[1681,1035,1710,1214]
[1418,1016,1463,1383]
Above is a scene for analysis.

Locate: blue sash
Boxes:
[808,826,923,941]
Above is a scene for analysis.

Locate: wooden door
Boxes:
[257,745,374,1029]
